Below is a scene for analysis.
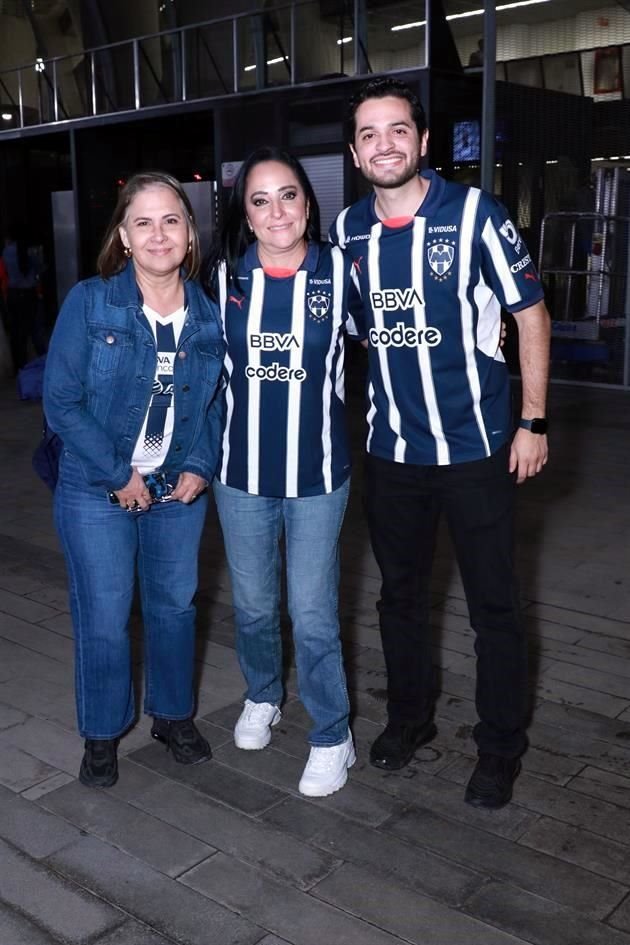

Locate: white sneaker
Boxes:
[298,734,356,797]
[234,700,281,750]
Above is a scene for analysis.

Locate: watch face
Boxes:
[530,418,548,434]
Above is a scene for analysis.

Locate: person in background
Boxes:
[468,38,484,67]
[44,172,225,788]
[331,77,551,810]
[204,147,359,797]
[2,226,40,372]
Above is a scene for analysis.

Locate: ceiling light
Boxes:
[244,56,288,72]
[392,0,551,30]
[1,113,11,121]
[337,36,352,44]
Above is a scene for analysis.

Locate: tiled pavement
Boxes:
[1,365,630,945]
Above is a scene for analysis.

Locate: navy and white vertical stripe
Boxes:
[330,170,545,466]
[131,305,186,474]
[217,242,356,498]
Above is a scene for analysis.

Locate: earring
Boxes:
[246,220,253,234]
[123,245,132,258]
[187,241,192,253]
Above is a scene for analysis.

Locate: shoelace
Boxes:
[243,702,274,723]
[305,745,345,772]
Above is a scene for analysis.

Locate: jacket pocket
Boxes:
[197,345,224,390]
[87,327,134,375]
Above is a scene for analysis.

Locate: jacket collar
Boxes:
[105,261,205,324]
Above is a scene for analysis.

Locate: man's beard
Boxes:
[361,160,419,189]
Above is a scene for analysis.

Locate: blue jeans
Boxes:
[213,478,351,746]
[54,483,208,738]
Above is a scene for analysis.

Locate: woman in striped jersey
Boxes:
[204,148,360,797]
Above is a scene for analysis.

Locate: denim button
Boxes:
[182,416,189,422]
[105,335,115,345]
[178,351,187,359]
[174,444,182,452]
[182,384,190,392]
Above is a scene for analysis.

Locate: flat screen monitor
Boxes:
[452,120,480,162]
[452,119,506,163]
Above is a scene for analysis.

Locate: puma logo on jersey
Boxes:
[250,333,300,351]
[370,288,424,312]
[228,295,245,309]
[353,257,363,275]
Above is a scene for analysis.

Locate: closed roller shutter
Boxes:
[300,154,345,240]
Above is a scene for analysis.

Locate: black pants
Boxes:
[6,287,38,372]
[364,445,528,758]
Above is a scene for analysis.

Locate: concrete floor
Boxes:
[1,369,630,945]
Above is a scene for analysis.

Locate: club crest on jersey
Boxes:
[427,239,455,281]
[307,292,331,321]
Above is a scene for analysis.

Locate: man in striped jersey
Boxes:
[331,77,551,809]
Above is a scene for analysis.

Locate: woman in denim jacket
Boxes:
[44,172,225,788]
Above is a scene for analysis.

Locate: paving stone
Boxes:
[21,771,76,800]
[91,919,175,944]
[261,794,484,905]
[0,744,60,792]
[537,637,630,679]
[181,851,406,945]
[532,699,630,744]
[534,674,629,718]
[568,766,630,810]
[349,751,538,841]
[0,716,82,776]
[0,790,80,857]
[0,700,28,729]
[610,895,630,933]
[527,603,630,642]
[0,901,59,945]
[0,589,62,625]
[213,739,406,827]
[0,837,123,943]
[39,779,214,877]
[127,741,287,814]
[467,880,630,945]
[109,759,339,890]
[387,805,626,919]
[0,674,77,731]
[543,659,630,699]
[48,835,262,945]
[525,716,630,779]
[520,815,630,884]
[253,937,292,945]
[511,771,630,845]
[312,861,529,945]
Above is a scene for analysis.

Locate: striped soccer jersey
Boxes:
[131,304,186,474]
[216,241,358,498]
[330,170,545,466]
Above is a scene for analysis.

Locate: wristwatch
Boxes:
[519,418,548,434]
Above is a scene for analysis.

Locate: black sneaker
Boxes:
[151,717,212,765]
[79,738,118,788]
[369,720,437,770]
[464,753,521,809]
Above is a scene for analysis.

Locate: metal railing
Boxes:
[539,210,630,386]
[0,0,428,132]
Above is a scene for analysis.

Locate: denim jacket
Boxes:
[43,262,225,493]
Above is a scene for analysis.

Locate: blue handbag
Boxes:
[32,415,62,491]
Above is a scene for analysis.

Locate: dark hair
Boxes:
[345,77,427,144]
[203,147,321,299]
[96,171,200,279]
